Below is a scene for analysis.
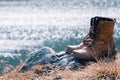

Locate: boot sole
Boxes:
[83,50,117,61]
[76,50,117,62]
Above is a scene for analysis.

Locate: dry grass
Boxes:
[1,53,120,80]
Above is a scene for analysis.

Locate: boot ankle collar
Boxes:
[94,16,116,22]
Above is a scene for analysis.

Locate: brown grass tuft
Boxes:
[1,53,120,80]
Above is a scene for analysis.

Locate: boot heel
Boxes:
[99,50,117,60]
[107,50,117,59]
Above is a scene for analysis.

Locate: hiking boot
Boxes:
[72,16,117,61]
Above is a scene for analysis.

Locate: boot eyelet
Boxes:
[95,18,98,20]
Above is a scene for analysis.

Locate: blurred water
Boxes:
[0,0,120,67]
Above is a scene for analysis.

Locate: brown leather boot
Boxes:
[72,16,117,61]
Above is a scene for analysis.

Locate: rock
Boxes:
[19,47,80,72]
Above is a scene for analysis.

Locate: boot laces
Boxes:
[83,18,98,47]
[83,26,96,47]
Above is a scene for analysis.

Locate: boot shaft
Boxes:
[90,16,116,42]
[96,18,116,42]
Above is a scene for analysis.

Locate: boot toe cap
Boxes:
[72,50,94,60]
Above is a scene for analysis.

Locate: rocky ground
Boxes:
[0,53,120,80]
